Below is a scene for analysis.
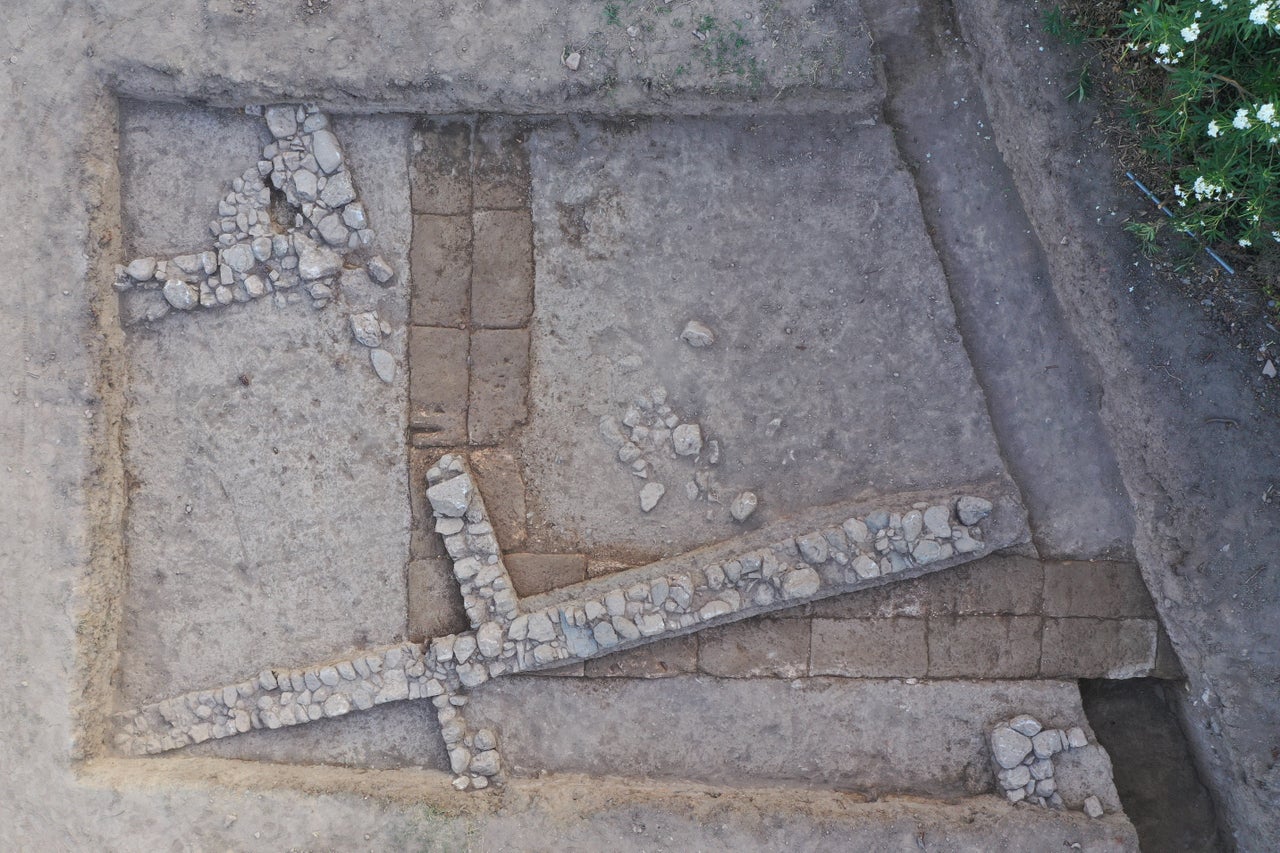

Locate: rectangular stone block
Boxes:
[408,558,468,642]
[468,327,530,445]
[408,326,468,444]
[505,552,587,598]
[471,210,534,328]
[583,635,698,679]
[926,615,1041,678]
[1042,561,1156,619]
[929,554,1045,615]
[811,576,930,619]
[410,117,472,215]
[468,448,529,552]
[1041,618,1158,679]
[410,214,471,327]
[472,115,530,210]
[810,618,928,678]
[699,616,811,678]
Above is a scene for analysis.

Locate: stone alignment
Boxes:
[117,456,1021,790]
[112,105,398,379]
[989,714,1099,812]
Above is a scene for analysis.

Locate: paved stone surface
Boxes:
[472,117,531,211]
[408,325,468,444]
[1042,561,1157,618]
[520,116,1016,557]
[468,328,530,445]
[467,448,530,552]
[1041,619,1159,679]
[927,615,1041,679]
[699,617,810,678]
[410,215,471,327]
[470,210,534,329]
[810,618,929,678]
[410,118,472,215]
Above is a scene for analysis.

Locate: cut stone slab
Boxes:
[520,117,1017,558]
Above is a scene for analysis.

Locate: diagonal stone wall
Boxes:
[115,460,1024,784]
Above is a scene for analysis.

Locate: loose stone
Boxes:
[730,491,758,522]
[370,348,396,383]
[639,482,665,512]
[367,254,394,283]
[680,320,716,347]
[350,312,382,347]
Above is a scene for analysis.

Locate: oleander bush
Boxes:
[1120,0,1280,250]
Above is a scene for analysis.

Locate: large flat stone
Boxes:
[520,116,1014,559]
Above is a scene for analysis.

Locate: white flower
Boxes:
[1211,0,1226,7]
[1258,103,1278,126]
[1191,175,1226,200]
[1250,2,1272,25]
[1195,10,1202,18]
[1181,22,1200,40]
[1157,42,1171,54]
[1208,120,1222,137]
[1233,108,1252,129]
[1239,238,1252,247]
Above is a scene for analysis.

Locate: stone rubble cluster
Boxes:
[597,385,721,514]
[112,104,399,382]
[990,714,1097,813]
[120,457,997,792]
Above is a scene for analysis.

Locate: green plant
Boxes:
[1067,65,1092,103]
[1043,5,1090,44]
[1125,218,1164,255]
[1122,0,1280,250]
[603,2,621,26]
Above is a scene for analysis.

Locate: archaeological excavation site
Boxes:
[4,0,1278,850]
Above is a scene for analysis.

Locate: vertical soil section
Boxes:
[1081,678,1225,852]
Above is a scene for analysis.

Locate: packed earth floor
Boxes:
[2,0,1278,850]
